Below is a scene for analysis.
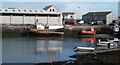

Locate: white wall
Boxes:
[2,16,10,24]
[107,12,118,24]
[36,16,47,25]
[48,17,60,25]
[23,16,36,24]
[46,6,59,13]
[12,16,22,24]
[36,16,62,26]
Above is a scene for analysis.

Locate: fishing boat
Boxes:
[73,47,95,52]
[23,15,64,36]
[80,27,96,35]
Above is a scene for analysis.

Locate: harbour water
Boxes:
[2,35,120,63]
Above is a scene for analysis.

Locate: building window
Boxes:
[53,9,54,12]
[13,10,15,11]
[35,10,37,12]
[5,9,7,11]
[24,10,26,12]
[18,10,21,12]
[29,10,32,12]
[50,9,51,12]
[71,16,73,19]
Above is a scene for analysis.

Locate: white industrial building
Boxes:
[0,5,63,26]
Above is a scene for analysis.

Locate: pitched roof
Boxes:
[43,5,53,11]
[83,11,112,16]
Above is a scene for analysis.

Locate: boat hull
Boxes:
[22,28,64,37]
[73,47,95,52]
[80,30,96,35]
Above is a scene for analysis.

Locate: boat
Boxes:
[73,47,95,52]
[80,27,96,35]
[112,24,120,36]
[23,16,64,36]
[97,39,111,46]
[109,38,119,43]
[97,43,113,47]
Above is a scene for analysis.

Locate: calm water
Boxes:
[2,36,120,63]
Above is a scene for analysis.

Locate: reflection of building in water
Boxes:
[36,39,63,61]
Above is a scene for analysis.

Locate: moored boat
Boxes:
[112,24,120,36]
[109,38,119,43]
[97,38,111,46]
[80,27,96,35]
[97,38,119,47]
[23,15,64,36]
[73,47,95,52]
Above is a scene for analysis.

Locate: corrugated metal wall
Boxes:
[2,16,10,24]
[12,16,22,24]
[1,15,61,25]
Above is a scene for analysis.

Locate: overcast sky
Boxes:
[1,1,119,19]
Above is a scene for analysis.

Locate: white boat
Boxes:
[97,43,114,47]
[35,15,64,31]
[109,38,119,43]
[73,47,95,52]
[112,25,120,36]
[97,39,111,46]
[98,39,110,44]
[26,15,64,36]
[97,38,119,46]
[113,25,119,33]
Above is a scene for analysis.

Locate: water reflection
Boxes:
[36,38,63,62]
[2,36,120,63]
[81,37,97,44]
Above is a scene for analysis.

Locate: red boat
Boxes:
[80,27,96,35]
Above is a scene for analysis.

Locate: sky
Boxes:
[1,0,120,2]
[0,1,119,19]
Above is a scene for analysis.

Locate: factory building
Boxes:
[0,5,62,26]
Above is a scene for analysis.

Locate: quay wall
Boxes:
[2,24,113,37]
[2,24,26,37]
[64,25,112,37]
